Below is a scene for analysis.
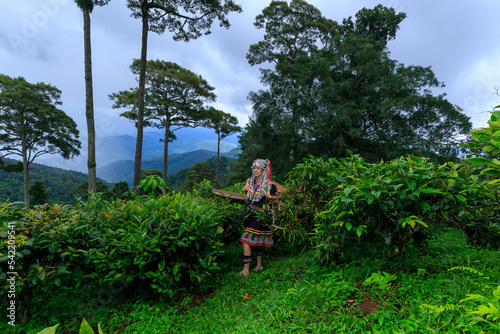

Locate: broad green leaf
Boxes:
[95,252,106,259]
[344,186,354,196]
[36,324,59,334]
[489,178,500,184]
[420,188,442,194]
[80,318,94,334]
[420,201,431,211]
[336,175,346,183]
[408,181,416,191]
[356,225,365,237]
[467,157,496,165]
[493,285,500,301]
[460,294,486,303]
[469,303,500,317]
[489,118,500,131]
[393,184,404,190]
[483,143,498,152]
[481,168,500,176]
[345,221,352,231]
[456,195,467,204]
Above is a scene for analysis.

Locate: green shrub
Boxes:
[0,188,232,324]
[307,154,459,263]
[282,156,339,243]
[459,109,500,248]
[283,153,500,264]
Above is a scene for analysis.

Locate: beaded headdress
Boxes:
[246,159,273,202]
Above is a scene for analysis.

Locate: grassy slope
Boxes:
[22,228,500,334]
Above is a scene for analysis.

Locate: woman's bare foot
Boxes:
[239,269,250,276]
[252,266,264,271]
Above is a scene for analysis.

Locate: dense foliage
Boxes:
[1,146,499,332]
[0,178,246,329]
[236,2,472,176]
[282,154,499,264]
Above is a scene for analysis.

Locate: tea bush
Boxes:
[313,154,461,263]
[460,109,500,248]
[0,190,238,322]
[283,156,340,243]
[283,153,500,264]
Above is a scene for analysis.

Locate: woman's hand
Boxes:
[242,181,250,192]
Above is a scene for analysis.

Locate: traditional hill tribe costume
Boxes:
[239,158,280,275]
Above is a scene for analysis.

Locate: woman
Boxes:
[239,158,280,276]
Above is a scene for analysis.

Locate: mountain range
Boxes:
[34,127,239,174]
[97,148,240,185]
[1,147,240,204]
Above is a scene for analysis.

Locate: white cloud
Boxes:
[2,0,500,170]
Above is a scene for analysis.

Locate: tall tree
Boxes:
[110,59,217,182]
[240,3,472,174]
[247,0,337,66]
[126,0,242,187]
[203,107,240,184]
[75,0,111,196]
[0,75,81,207]
[245,0,337,168]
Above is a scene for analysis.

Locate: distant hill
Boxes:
[36,128,239,173]
[94,131,238,166]
[0,158,111,205]
[1,147,241,204]
[98,148,240,185]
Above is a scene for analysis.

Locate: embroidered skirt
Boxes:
[240,208,274,247]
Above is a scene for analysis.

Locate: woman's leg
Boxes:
[254,246,264,270]
[240,243,252,276]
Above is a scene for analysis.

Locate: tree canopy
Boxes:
[110,59,217,181]
[126,0,242,42]
[237,3,472,175]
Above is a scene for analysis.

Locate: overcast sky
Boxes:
[1,0,500,171]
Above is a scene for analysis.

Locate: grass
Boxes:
[9,228,500,333]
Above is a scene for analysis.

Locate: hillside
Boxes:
[1,148,240,204]
[0,158,110,205]
[98,148,240,185]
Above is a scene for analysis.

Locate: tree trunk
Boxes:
[216,132,220,184]
[162,121,170,183]
[133,1,149,187]
[20,116,30,208]
[83,8,97,197]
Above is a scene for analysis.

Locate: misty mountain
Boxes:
[97,148,240,185]
[35,127,239,173]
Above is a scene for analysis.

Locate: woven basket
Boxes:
[212,181,287,201]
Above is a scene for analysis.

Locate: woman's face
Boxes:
[252,166,264,178]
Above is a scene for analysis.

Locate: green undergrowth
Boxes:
[11,228,500,334]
